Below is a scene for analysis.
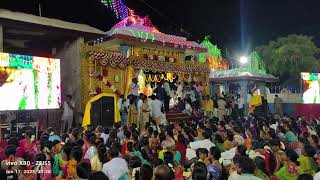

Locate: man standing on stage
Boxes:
[129,78,139,103]
[61,94,75,134]
[163,80,171,111]
[274,95,282,115]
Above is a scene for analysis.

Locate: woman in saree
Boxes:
[16,130,38,158]
[140,98,150,129]
[127,98,138,128]
[275,149,300,180]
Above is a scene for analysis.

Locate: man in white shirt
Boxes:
[186,129,215,160]
[151,95,163,126]
[189,129,215,151]
[61,95,75,134]
[137,94,144,123]
[236,94,244,117]
[129,78,139,105]
[102,147,128,180]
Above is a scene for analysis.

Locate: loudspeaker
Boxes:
[90,96,115,128]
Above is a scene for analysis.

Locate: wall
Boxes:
[57,37,84,125]
[266,93,301,117]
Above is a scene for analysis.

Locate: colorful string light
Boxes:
[100,0,128,19]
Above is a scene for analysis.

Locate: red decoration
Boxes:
[106,81,112,87]
[102,68,108,77]
[96,87,102,94]
[96,75,103,81]
[115,90,121,96]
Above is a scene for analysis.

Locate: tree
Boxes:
[256,34,320,86]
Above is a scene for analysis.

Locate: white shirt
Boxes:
[62,101,74,118]
[129,82,139,96]
[102,157,128,180]
[237,97,244,109]
[163,82,171,96]
[177,84,184,98]
[189,139,215,151]
[314,172,320,180]
[100,133,109,144]
[152,99,163,119]
[137,99,143,116]
[117,98,123,112]
[148,98,153,117]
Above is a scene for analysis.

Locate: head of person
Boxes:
[236,145,247,157]
[285,149,300,166]
[88,172,109,180]
[297,173,313,180]
[269,139,281,152]
[25,130,35,141]
[132,78,137,84]
[201,129,211,140]
[154,165,174,180]
[5,145,16,158]
[209,146,221,161]
[107,146,120,160]
[66,94,72,101]
[196,148,208,161]
[192,161,208,180]
[76,162,91,179]
[238,156,256,174]
[139,164,153,180]
[95,126,103,134]
[129,156,142,169]
[97,143,107,163]
[302,144,316,157]
[163,151,174,165]
[71,146,83,162]
[124,129,131,139]
[161,138,176,151]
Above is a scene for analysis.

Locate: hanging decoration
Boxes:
[132,58,210,74]
[100,0,128,20]
[88,51,130,69]
[145,73,177,83]
[102,79,121,96]
[88,65,121,97]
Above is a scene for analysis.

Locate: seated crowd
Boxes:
[1,113,320,180]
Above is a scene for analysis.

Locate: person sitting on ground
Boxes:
[102,146,128,180]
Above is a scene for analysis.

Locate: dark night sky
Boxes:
[1,0,320,55]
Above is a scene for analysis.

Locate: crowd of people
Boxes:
[2,78,320,180]
[117,78,245,130]
[1,109,320,179]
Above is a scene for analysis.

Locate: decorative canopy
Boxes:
[89,11,206,52]
[86,51,210,74]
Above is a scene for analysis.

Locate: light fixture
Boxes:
[239,56,248,64]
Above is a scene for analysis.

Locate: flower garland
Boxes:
[88,51,129,69]
[102,78,121,96]
[131,167,140,180]
[132,58,210,74]
[88,67,121,97]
